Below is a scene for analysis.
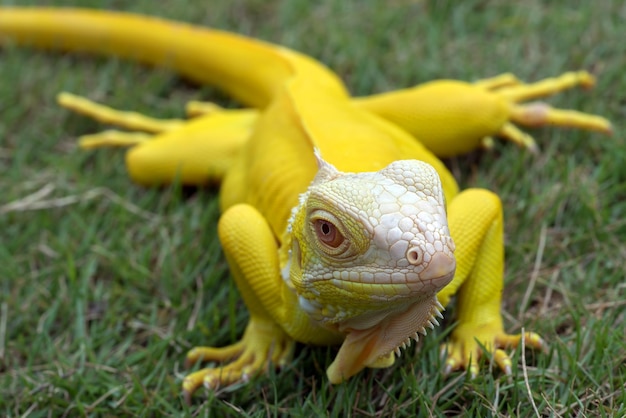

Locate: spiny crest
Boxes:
[312,147,341,184]
[393,299,445,358]
[287,148,341,234]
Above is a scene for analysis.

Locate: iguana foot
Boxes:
[441,321,545,378]
[57,92,180,150]
[183,318,294,400]
[498,71,612,136]
[486,71,611,152]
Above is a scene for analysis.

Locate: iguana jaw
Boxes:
[322,257,452,383]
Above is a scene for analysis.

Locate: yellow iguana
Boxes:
[0,8,611,400]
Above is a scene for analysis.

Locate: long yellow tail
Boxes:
[0,7,341,108]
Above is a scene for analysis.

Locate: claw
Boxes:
[182,369,211,401]
[493,349,513,375]
[480,136,496,150]
[526,332,547,352]
[440,344,448,360]
[468,362,479,379]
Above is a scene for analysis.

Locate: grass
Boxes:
[1,0,625,416]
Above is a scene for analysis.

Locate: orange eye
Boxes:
[314,219,345,248]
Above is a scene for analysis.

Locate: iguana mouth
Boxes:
[295,252,454,328]
[326,258,455,298]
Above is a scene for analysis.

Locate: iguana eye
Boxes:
[314,219,345,248]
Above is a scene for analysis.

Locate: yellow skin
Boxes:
[0,8,612,399]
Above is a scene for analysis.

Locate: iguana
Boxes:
[0,8,611,400]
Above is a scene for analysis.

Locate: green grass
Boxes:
[1,0,625,416]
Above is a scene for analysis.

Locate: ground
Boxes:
[1,0,625,416]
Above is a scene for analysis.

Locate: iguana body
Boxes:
[0,8,610,398]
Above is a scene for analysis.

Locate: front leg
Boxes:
[438,189,544,376]
[183,204,295,398]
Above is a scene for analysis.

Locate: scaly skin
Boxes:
[0,8,609,399]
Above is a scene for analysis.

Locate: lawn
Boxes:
[1,0,624,416]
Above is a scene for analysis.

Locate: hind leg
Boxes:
[57,92,257,185]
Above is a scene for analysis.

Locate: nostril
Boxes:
[406,247,423,265]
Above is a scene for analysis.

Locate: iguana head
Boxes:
[286,151,456,383]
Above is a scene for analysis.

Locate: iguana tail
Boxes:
[0,7,345,107]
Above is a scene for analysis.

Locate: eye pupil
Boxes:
[314,219,345,249]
